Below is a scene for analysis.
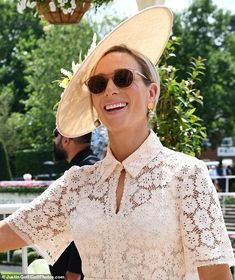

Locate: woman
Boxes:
[0,6,234,280]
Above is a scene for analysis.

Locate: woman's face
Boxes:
[91,52,157,133]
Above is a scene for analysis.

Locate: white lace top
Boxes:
[6,130,234,280]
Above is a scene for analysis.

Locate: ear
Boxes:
[61,136,71,148]
[147,82,158,104]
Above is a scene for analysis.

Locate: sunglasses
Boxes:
[85,68,151,94]
[53,128,59,138]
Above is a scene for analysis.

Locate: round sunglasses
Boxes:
[85,68,151,94]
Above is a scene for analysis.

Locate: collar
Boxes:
[69,146,94,167]
[99,130,163,181]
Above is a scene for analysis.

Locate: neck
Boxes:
[67,143,90,163]
[108,126,150,162]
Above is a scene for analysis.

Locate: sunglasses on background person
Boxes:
[53,128,59,138]
[85,68,152,94]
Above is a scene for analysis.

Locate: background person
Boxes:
[50,128,99,280]
[217,161,226,192]
[0,6,234,280]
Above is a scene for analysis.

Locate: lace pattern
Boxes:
[6,130,235,279]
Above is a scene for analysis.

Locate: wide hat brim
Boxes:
[56,6,173,138]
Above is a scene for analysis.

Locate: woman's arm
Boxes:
[198,264,232,280]
[0,220,27,252]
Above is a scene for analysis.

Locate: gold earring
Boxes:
[147,102,154,119]
[147,102,154,112]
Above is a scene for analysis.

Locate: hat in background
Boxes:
[56,6,173,138]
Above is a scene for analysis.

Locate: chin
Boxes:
[106,121,133,134]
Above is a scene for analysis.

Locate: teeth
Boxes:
[105,103,127,110]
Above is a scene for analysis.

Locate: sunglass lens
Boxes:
[88,75,107,94]
[54,129,59,137]
[114,69,134,88]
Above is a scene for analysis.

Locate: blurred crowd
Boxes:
[208,162,234,192]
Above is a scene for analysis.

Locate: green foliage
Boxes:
[11,248,39,265]
[173,0,235,147]
[27,251,39,265]
[0,186,47,193]
[9,15,120,151]
[0,0,44,155]
[0,0,44,112]
[14,149,67,178]
[18,22,95,150]
[224,196,235,205]
[0,139,12,180]
[150,38,207,157]
[0,252,7,262]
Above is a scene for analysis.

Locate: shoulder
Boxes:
[160,148,215,197]
[162,146,205,166]
[160,146,209,178]
[64,160,103,184]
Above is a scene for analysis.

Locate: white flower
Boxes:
[62,8,68,14]
[71,0,76,9]
[49,1,57,12]
[17,0,80,14]
[66,8,73,14]
[86,33,98,56]
[71,61,80,74]
[27,1,36,8]
[60,68,73,79]
[17,0,27,13]
[56,33,97,99]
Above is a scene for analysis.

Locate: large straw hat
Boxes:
[56,6,173,138]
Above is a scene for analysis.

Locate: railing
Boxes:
[0,203,29,274]
[210,175,235,192]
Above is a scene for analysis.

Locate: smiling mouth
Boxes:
[104,102,128,112]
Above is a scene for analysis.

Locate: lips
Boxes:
[104,102,128,112]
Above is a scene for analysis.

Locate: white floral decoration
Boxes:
[17,1,112,15]
[17,0,78,15]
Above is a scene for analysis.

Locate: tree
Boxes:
[151,38,207,157]
[0,0,44,155]
[8,15,120,151]
[0,0,44,112]
[173,0,235,147]
[0,138,12,180]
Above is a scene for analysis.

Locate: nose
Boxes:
[104,78,118,97]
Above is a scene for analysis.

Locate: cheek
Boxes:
[91,95,101,114]
[132,85,149,108]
